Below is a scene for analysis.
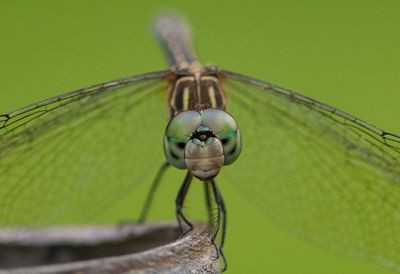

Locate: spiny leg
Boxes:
[203,182,213,225]
[175,171,193,235]
[210,179,228,272]
[138,162,170,223]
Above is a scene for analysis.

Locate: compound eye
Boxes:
[163,111,201,169]
[201,109,242,165]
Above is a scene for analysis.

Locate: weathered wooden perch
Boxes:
[0,222,220,274]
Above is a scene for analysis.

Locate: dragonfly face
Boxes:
[163,108,242,180]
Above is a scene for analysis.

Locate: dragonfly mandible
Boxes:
[1,13,400,273]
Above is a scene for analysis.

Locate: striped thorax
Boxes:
[166,66,226,117]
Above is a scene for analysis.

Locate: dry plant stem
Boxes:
[0,222,220,274]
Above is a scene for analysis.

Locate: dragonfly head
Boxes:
[163,109,242,180]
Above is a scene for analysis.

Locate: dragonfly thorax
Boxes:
[166,67,227,118]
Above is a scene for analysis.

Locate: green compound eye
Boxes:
[201,109,242,165]
[163,110,201,169]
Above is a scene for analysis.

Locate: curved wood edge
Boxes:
[0,222,220,274]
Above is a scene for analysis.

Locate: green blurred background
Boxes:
[1,1,399,273]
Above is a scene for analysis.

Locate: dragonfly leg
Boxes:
[210,179,228,272]
[138,162,170,223]
[203,182,213,225]
[175,172,193,236]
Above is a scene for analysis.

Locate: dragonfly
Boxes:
[1,13,400,273]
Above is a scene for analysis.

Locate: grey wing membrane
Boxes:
[0,71,170,226]
[221,70,400,271]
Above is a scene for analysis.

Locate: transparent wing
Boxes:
[0,70,170,226]
[221,70,400,271]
